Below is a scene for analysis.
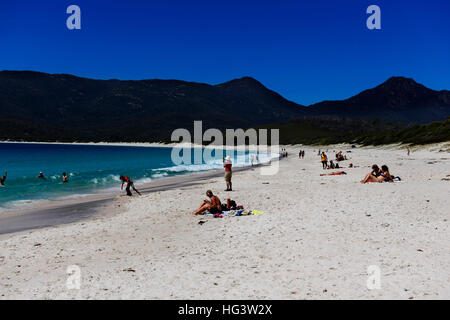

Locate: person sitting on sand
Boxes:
[37,172,45,179]
[361,165,389,183]
[193,190,222,215]
[329,160,335,169]
[336,151,346,162]
[0,170,7,186]
[62,172,69,183]
[380,165,394,182]
[120,175,142,196]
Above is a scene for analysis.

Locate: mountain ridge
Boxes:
[0,71,449,142]
[308,76,450,123]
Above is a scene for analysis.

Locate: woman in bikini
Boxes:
[361,164,393,183]
[380,165,394,182]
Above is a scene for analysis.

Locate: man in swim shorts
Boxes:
[223,156,232,191]
[120,175,142,196]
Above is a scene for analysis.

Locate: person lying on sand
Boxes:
[120,175,142,196]
[193,190,222,215]
[320,171,347,176]
[0,170,7,186]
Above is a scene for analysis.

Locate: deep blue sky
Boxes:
[1,0,449,105]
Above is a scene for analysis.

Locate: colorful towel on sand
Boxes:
[204,210,264,217]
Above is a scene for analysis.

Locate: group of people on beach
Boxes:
[118,154,234,198]
[361,164,399,183]
[335,151,347,162]
[298,150,305,159]
[192,154,239,215]
[0,170,69,187]
[319,150,349,170]
[193,190,241,216]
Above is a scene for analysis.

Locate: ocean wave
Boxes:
[151,172,168,178]
[154,152,277,174]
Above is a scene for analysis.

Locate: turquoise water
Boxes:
[0,143,271,211]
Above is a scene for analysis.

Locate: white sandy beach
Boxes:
[0,144,449,299]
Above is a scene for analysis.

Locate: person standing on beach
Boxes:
[321,152,328,170]
[120,175,142,196]
[407,146,411,156]
[0,170,7,186]
[224,155,232,191]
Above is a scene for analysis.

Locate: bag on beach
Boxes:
[225,199,237,210]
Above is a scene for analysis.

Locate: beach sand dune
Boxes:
[0,145,449,299]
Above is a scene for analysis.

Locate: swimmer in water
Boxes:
[0,170,7,186]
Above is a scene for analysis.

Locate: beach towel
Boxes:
[204,209,265,217]
[235,210,264,216]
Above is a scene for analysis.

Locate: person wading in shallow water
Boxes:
[0,170,7,186]
[223,156,232,191]
[120,175,142,196]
